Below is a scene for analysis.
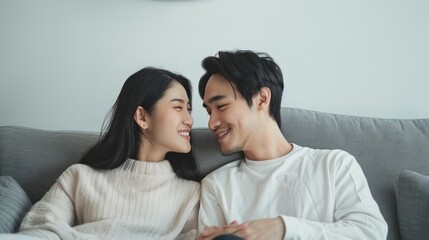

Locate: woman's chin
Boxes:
[174,145,191,154]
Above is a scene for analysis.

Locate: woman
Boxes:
[17,67,200,240]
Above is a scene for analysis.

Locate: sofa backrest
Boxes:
[0,127,99,203]
[1,107,429,240]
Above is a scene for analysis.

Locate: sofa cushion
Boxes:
[394,170,429,240]
[0,176,32,233]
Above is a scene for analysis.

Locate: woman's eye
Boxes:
[187,108,192,113]
[175,106,183,110]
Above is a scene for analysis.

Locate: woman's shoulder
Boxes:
[57,163,100,183]
[172,178,200,207]
[62,163,96,175]
[179,177,201,187]
[174,177,201,193]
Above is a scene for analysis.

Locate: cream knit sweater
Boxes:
[18,159,200,240]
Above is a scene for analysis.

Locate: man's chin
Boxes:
[220,145,241,155]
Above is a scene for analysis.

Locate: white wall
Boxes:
[1,0,428,131]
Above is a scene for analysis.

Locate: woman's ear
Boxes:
[257,87,271,111]
[134,106,149,130]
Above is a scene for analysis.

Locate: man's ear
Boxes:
[256,87,271,111]
[134,106,149,130]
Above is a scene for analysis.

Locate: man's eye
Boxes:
[217,104,226,110]
[175,106,183,110]
[188,108,192,113]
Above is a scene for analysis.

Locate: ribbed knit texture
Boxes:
[18,159,200,240]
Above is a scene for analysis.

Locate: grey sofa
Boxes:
[1,107,428,240]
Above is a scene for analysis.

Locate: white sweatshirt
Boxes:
[199,144,387,240]
[19,159,200,240]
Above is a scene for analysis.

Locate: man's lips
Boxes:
[215,128,230,142]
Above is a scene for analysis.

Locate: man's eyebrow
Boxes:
[202,95,227,108]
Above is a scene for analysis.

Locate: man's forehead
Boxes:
[206,74,231,88]
[205,75,237,97]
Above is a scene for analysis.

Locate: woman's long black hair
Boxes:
[80,67,199,181]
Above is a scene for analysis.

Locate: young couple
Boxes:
[15,50,387,240]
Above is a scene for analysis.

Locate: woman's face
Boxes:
[145,80,193,154]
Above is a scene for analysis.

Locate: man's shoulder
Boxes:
[297,144,353,159]
[293,144,356,169]
[292,145,363,182]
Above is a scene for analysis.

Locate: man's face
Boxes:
[202,74,258,154]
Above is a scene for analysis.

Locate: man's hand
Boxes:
[197,217,285,240]
[233,217,285,240]
[197,221,248,240]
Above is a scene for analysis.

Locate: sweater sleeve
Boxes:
[18,167,97,240]
[177,204,199,240]
[281,156,388,240]
[198,177,228,233]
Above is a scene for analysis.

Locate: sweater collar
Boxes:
[119,158,175,175]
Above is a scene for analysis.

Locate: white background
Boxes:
[1,0,428,131]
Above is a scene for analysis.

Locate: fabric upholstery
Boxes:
[394,170,429,240]
[0,176,32,233]
[191,128,243,178]
[1,107,429,240]
[0,126,99,203]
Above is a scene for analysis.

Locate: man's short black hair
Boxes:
[199,50,284,127]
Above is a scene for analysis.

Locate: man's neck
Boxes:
[243,122,292,161]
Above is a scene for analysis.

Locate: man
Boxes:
[197,50,388,240]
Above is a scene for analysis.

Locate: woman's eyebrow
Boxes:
[170,98,190,105]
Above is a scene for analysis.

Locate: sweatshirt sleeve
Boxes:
[198,177,228,233]
[18,167,96,240]
[281,156,388,240]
